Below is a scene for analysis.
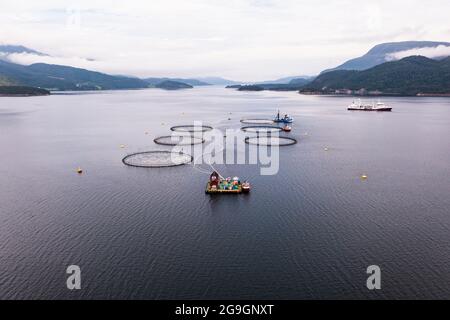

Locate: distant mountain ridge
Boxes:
[154,80,193,90]
[0,56,220,91]
[226,76,313,91]
[256,75,313,85]
[144,77,210,86]
[303,55,450,96]
[0,59,149,90]
[195,77,240,85]
[322,41,450,73]
[0,45,47,57]
[3,42,450,95]
[228,81,311,92]
[0,44,232,90]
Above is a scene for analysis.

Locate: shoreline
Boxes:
[299,92,450,98]
[0,86,51,97]
[0,93,51,97]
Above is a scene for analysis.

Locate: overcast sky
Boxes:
[1,0,450,81]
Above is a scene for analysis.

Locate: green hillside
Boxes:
[322,41,450,73]
[303,56,450,96]
[0,60,149,91]
[154,80,193,90]
[0,75,15,86]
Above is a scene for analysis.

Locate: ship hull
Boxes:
[347,107,392,111]
[274,119,294,123]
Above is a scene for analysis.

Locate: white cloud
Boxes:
[0,0,450,81]
[6,52,95,68]
[386,45,450,61]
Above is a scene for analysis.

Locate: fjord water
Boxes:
[0,87,449,299]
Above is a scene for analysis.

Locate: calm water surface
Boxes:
[0,87,449,299]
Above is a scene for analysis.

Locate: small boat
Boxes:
[274,110,294,123]
[282,125,292,132]
[348,99,392,111]
[242,182,251,193]
[205,172,250,194]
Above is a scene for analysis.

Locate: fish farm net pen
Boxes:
[240,125,283,133]
[122,151,193,168]
[170,125,214,133]
[240,119,275,124]
[153,135,205,146]
[244,136,298,146]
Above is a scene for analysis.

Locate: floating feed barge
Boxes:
[205,171,250,194]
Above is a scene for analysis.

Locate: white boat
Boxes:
[348,99,392,112]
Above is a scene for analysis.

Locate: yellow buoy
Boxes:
[361,174,368,180]
[120,144,125,148]
[77,167,83,174]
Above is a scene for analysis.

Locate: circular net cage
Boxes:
[170,125,213,133]
[122,151,193,168]
[241,125,283,133]
[154,135,204,146]
[245,136,297,146]
[240,119,274,125]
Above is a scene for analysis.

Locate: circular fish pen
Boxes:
[154,135,204,146]
[122,151,193,168]
[241,125,283,133]
[170,125,213,133]
[240,119,274,125]
[244,136,297,146]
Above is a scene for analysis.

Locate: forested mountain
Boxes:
[302,56,450,96]
[0,60,149,90]
[322,41,450,73]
